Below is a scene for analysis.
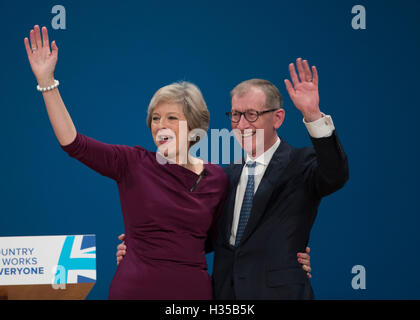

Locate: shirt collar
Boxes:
[245,136,281,167]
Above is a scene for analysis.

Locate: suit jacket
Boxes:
[212,131,349,300]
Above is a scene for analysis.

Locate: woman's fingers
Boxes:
[302,264,311,272]
[118,233,126,241]
[34,25,43,50]
[298,252,310,260]
[297,251,310,271]
[299,247,312,277]
[42,26,51,54]
[29,29,37,51]
[24,37,32,57]
[298,257,310,266]
[27,26,52,54]
[51,40,58,57]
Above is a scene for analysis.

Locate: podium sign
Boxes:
[0,235,96,300]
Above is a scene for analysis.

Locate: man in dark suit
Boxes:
[212,58,349,299]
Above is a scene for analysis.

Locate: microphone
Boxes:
[190,169,207,192]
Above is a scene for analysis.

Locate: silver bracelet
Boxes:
[37,79,59,92]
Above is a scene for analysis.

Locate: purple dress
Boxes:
[60,132,228,299]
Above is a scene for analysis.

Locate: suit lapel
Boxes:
[223,163,245,245]
[239,139,293,246]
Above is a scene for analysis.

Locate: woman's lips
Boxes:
[157,135,174,145]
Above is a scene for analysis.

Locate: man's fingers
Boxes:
[116,250,126,258]
[312,66,319,86]
[284,79,295,97]
[117,243,126,251]
[296,58,306,83]
[303,60,313,81]
[288,63,300,87]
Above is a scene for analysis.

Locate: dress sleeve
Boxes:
[60,132,140,182]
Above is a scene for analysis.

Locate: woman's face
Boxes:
[150,102,190,162]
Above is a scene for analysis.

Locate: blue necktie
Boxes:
[235,161,256,247]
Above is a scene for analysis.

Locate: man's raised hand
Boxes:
[284,58,322,122]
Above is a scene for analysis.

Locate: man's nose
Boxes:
[236,114,250,130]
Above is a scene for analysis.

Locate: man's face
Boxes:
[230,87,284,157]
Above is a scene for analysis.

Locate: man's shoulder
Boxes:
[294,145,316,160]
[222,163,241,176]
[275,139,316,166]
[286,145,317,172]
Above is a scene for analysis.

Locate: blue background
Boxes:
[1,0,419,299]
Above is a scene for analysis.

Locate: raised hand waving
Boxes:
[24,25,58,87]
[284,58,322,122]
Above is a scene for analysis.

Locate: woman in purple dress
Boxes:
[24,25,311,299]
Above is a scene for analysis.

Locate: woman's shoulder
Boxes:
[131,145,158,163]
[205,162,228,183]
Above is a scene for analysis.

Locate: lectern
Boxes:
[0,235,96,300]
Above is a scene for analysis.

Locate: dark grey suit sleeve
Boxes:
[306,130,349,198]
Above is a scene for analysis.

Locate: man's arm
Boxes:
[115,234,313,278]
[285,58,349,197]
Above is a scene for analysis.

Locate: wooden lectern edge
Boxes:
[0,283,95,300]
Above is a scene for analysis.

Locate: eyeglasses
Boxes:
[225,108,280,123]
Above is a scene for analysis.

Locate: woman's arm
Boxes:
[24,25,142,182]
[24,25,76,146]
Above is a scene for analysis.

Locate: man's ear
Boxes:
[273,108,285,130]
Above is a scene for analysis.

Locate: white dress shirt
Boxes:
[229,113,335,246]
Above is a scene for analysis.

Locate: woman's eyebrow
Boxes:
[153,112,181,116]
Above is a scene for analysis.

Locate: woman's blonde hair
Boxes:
[147,82,210,141]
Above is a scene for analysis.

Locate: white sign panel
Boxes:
[0,235,96,286]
